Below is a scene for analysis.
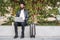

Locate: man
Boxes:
[14,2,28,38]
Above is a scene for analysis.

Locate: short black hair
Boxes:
[19,2,25,5]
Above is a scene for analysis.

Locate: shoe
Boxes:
[33,36,35,38]
[20,36,24,38]
[30,36,32,38]
[14,35,18,39]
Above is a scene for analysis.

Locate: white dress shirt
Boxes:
[19,9,25,21]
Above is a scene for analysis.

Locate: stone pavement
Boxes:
[0,36,60,40]
[0,26,60,40]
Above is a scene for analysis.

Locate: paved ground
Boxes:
[0,26,60,40]
[0,36,60,40]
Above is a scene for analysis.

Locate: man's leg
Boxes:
[21,22,25,38]
[14,22,18,38]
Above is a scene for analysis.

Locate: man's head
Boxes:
[19,2,25,9]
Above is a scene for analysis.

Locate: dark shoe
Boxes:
[30,36,32,38]
[33,36,35,38]
[20,36,24,38]
[14,35,18,39]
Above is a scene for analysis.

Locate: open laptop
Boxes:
[14,17,24,22]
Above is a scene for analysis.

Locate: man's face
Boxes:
[20,4,25,9]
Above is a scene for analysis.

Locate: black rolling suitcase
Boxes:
[30,23,36,38]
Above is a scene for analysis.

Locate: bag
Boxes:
[30,23,36,38]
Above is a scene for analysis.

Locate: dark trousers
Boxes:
[14,22,25,36]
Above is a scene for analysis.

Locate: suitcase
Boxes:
[30,23,36,38]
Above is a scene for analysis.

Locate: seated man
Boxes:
[14,2,28,38]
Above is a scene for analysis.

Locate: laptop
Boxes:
[14,17,24,22]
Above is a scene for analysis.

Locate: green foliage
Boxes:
[0,0,60,25]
